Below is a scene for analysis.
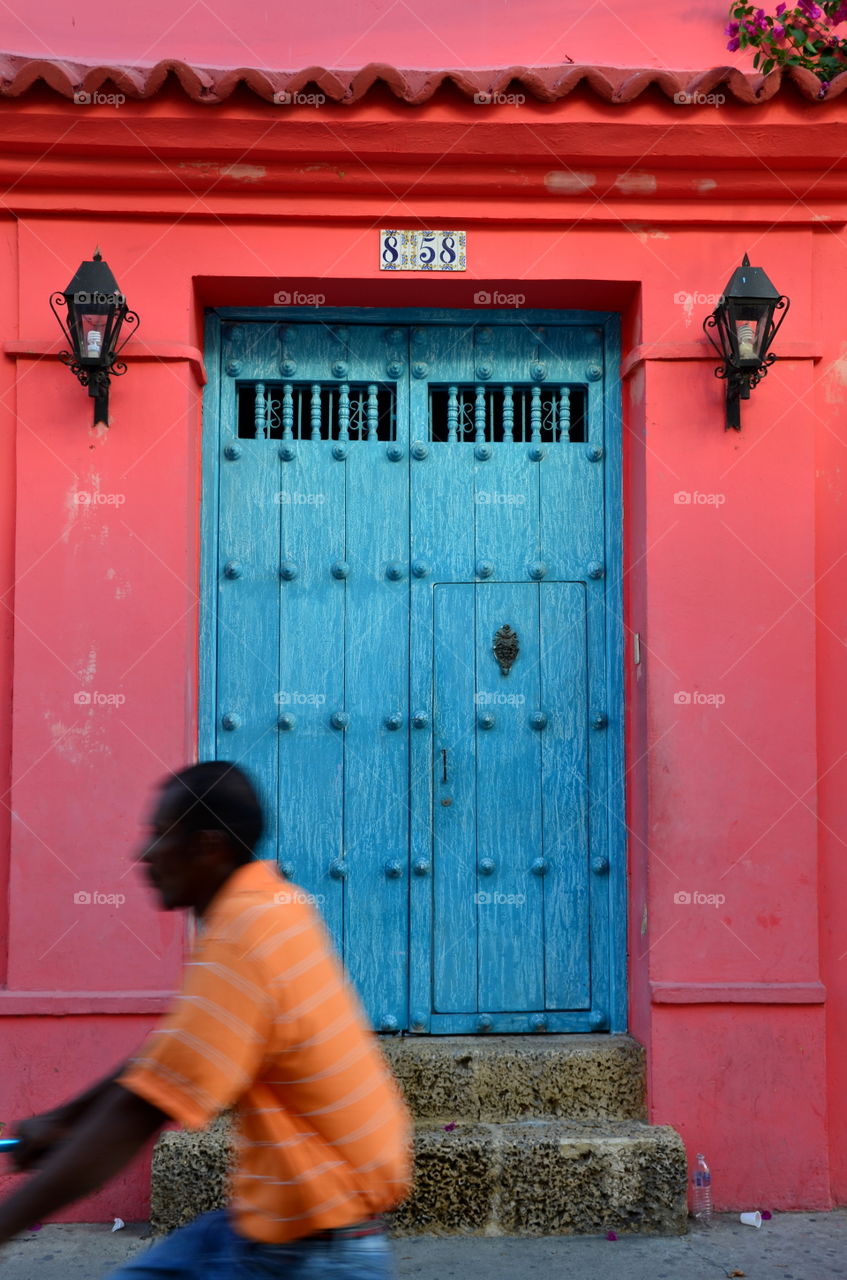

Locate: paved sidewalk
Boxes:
[2,1210,845,1279]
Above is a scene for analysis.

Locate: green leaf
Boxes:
[761,57,776,73]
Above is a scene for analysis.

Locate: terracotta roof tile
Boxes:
[0,55,843,106]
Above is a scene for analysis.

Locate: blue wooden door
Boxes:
[202,312,623,1034]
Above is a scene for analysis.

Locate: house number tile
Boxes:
[380,230,466,272]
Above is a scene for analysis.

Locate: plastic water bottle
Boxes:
[692,1153,713,1222]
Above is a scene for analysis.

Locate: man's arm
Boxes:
[0,1083,167,1248]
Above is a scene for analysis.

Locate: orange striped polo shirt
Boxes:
[117,859,413,1244]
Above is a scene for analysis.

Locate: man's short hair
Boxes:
[161,761,264,864]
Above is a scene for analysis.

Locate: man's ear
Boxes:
[195,828,236,867]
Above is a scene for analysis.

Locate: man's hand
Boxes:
[9,1114,73,1173]
[0,1084,168,1248]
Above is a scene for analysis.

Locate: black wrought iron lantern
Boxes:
[50,250,139,426]
[703,254,789,431]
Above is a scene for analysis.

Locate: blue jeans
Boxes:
[105,1209,397,1279]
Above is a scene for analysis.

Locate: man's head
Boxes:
[139,761,265,914]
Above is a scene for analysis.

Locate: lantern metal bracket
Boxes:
[49,252,139,427]
[702,252,790,432]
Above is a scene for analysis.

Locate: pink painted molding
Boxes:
[621,341,821,380]
[3,339,207,386]
[651,981,826,1003]
[0,991,175,1015]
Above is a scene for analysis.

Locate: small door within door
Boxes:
[432,582,590,1019]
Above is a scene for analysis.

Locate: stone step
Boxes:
[380,1034,647,1122]
[149,1036,685,1238]
[150,1116,688,1237]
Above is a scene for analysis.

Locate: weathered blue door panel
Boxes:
[202,311,624,1034]
[474,582,545,1013]
[540,582,590,1009]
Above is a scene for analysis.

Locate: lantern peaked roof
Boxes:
[0,55,845,105]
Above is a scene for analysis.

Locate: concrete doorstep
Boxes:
[2,1211,846,1280]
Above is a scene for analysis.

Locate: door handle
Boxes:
[441,748,448,784]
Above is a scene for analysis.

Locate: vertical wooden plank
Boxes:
[275,324,346,952]
[431,585,478,1012]
[410,325,476,1025]
[342,325,409,1030]
[475,581,544,1012]
[199,313,222,770]
[473,327,540,584]
[540,325,606,582]
[215,325,281,861]
[601,314,626,1034]
[540,582,591,1008]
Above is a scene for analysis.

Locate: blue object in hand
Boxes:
[0,1138,20,1151]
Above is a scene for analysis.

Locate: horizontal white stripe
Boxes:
[150,1026,250,1086]
[174,993,265,1044]
[235,1189,362,1223]
[237,1159,346,1185]
[235,1131,317,1148]
[273,1005,358,1051]
[248,916,315,960]
[185,959,269,1009]
[301,1072,383,1118]
[331,1101,402,1146]
[271,974,345,1024]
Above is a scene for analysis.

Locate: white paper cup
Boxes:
[740,1211,762,1228]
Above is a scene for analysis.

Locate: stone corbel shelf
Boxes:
[651,980,826,1003]
[0,990,174,1014]
[622,340,821,380]
[3,339,207,387]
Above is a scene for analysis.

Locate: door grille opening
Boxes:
[429,385,586,444]
[237,382,397,441]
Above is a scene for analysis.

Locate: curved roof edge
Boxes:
[0,55,843,106]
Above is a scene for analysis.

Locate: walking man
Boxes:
[0,761,413,1276]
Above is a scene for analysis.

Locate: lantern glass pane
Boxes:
[80,312,107,359]
[727,299,774,363]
